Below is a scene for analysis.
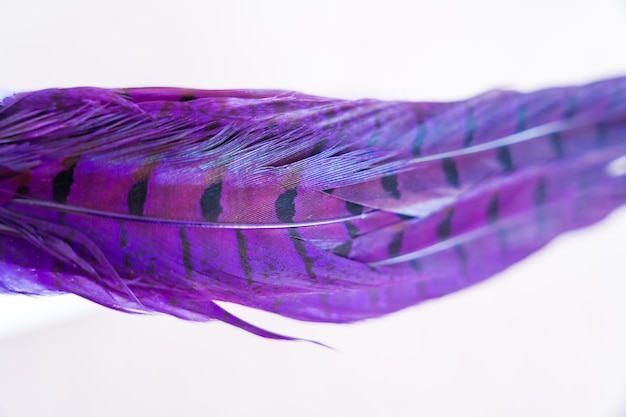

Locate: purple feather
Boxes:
[1,78,625,340]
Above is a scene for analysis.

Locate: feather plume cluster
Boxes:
[1,78,625,339]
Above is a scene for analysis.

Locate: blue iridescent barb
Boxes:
[1,78,625,340]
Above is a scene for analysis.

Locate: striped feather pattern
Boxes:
[1,77,625,339]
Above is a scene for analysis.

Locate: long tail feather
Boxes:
[1,77,626,339]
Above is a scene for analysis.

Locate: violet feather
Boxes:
[1,78,625,339]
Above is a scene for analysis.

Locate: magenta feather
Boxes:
[1,78,625,340]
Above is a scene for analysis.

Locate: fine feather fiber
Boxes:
[1,78,626,340]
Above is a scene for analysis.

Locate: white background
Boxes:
[1,1,626,416]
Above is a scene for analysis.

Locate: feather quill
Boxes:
[1,78,625,339]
